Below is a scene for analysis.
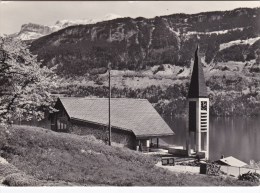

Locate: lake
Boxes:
[161,116,260,164]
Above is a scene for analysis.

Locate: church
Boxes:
[186,46,210,159]
[49,97,174,150]
[49,46,210,158]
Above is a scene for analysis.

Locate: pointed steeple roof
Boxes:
[188,45,208,98]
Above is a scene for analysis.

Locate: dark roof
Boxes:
[188,46,208,98]
[58,97,174,138]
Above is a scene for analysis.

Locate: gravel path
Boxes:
[155,162,200,174]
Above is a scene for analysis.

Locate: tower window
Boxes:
[201,101,207,111]
[189,101,197,132]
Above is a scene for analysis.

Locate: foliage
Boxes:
[0,36,57,124]
[3,173,38,186]
[214,44,248,63]
[238,171,260,183]
[210,92,260,116]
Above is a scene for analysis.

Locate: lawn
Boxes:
[0,125,256,186]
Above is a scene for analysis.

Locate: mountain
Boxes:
[30,7,260,75]
[54,13,122,30]
[29,7,260,117]
[12,23,55,41]
[13,13,122,41]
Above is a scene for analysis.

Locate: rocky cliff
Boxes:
[15,23,54,40]
[13,14,122,41]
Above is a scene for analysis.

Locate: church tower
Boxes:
[186,46,209,159]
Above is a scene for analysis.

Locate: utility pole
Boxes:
[108,62,111,146]
[108,23,112,146]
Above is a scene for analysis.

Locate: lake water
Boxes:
[161,116,260,164]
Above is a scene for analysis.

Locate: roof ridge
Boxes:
[59,97,148,101]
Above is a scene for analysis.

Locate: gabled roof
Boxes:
[188,46,208,98]
[57,97,174,138]
[217,156,247,167]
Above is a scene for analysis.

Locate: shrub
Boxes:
[0,163,20,176]
[238,171,260,183]
[3,173,39,186]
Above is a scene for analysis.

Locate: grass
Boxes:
[0,125,257,186]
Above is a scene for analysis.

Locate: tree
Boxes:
[0,36,57,124]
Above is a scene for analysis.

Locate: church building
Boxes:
[49,97,174,150]
[186,46,210,159]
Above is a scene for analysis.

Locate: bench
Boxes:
[161,157,175,166]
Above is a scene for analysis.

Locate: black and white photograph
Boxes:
[0,0,260,191]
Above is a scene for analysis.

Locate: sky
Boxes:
[0,1,259,35]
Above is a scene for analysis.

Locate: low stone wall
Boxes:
[69,120,136,149]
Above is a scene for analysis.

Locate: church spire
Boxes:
[188,45,208,98]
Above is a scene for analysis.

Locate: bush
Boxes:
[3,173,38,186]
[0,160,40,186]
[238,171,260,183]
[0,163,20,176]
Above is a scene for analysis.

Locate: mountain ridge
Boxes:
[30,7,260,75]
[11,13,122,40]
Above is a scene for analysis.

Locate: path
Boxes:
[155,162,200,174]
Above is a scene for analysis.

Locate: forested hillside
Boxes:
[27,7,260,117]
[30,7,260,75]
